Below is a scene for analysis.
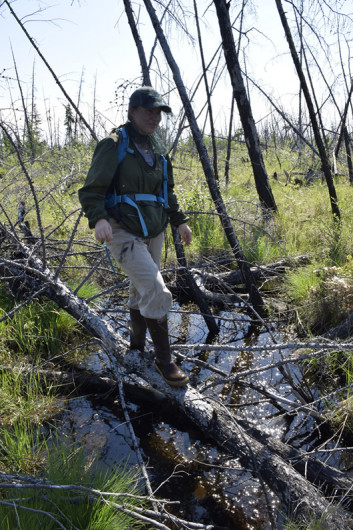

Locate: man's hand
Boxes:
[178,223,192,246]
[95,219,113,242]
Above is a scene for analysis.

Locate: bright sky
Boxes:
[1,0,345,141]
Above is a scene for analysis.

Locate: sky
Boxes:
[1,0,348,141]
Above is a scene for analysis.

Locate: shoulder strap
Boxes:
[117,127,134,164]
[160,155,169,209]
[107,127,133,195]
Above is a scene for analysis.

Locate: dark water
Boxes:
[56,303,342,529]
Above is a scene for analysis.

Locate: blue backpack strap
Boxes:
[160,155,169,209]
[111,195,149,237]
[105,127,133,204]
[117,127,134,163]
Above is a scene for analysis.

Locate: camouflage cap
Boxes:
[129,86,172,113]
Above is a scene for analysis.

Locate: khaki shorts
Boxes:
[107,219,172,320]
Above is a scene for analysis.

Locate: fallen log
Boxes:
[10,361,353,505]
[199,254,311,290]
[12,353,353,527]
[1,242,352,526]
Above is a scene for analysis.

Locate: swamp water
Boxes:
[56,303,340,529]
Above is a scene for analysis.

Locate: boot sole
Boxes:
[154,362,189,387]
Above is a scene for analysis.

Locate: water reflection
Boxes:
[56,302,335,528]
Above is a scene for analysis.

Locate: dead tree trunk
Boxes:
[334,78,353,165]
[213,0,277,214]
[193,0,219,180]
[171,226,220,336]
[274,0,340,220]
[142,0,266,315]
[344,126,353,184]
[123,0,152,86]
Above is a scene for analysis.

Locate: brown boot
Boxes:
[129,308,147,353]
[144,316,189,387]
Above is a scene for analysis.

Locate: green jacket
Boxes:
[78,123,187,238]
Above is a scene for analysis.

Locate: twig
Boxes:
[115,370,160,512]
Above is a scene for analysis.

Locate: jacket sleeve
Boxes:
[165,156,189,227]
[78,135,119,229]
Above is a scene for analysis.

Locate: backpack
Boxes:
[104,127,169,237]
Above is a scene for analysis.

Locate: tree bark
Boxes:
[274,0,340,220]
[123,0,152,85]
[193,0,218,180]
[171,226,220,335]
[213,0,277,213]
[344,126,353,184]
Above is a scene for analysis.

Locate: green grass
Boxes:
[283,265,322,306]
[0,443,148,529]
[0,367,60,475]
[0,370,58,428]
[0,364,149,529]
[0,288,83,361]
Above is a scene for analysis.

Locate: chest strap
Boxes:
[105,193,166,237]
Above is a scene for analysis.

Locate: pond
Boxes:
[56,302,345,529]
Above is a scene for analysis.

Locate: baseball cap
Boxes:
[129,86,172,113]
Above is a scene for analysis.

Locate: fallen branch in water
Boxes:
[0,473,213,530]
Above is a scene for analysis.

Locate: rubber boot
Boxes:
[129,308,147,353]
[144,316,189,387]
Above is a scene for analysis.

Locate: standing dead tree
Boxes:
[193,0,219,181]
[213,0,278,214]
[123,0,152,86]
[274,0,340,219]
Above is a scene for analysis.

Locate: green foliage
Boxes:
[282,261,353,333]
[0,370,58,428]
[0,367,59,475]
[284,266,322,305]
[0,288,82,360]
[0,421,46,474]
[0,444,147,529]
[175,175,229,258]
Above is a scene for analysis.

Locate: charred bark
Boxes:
[344,126,353,184]
[274,0,340,220]
[123,0,152,86]
[171,226,220,335]
[213,0,277,213]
